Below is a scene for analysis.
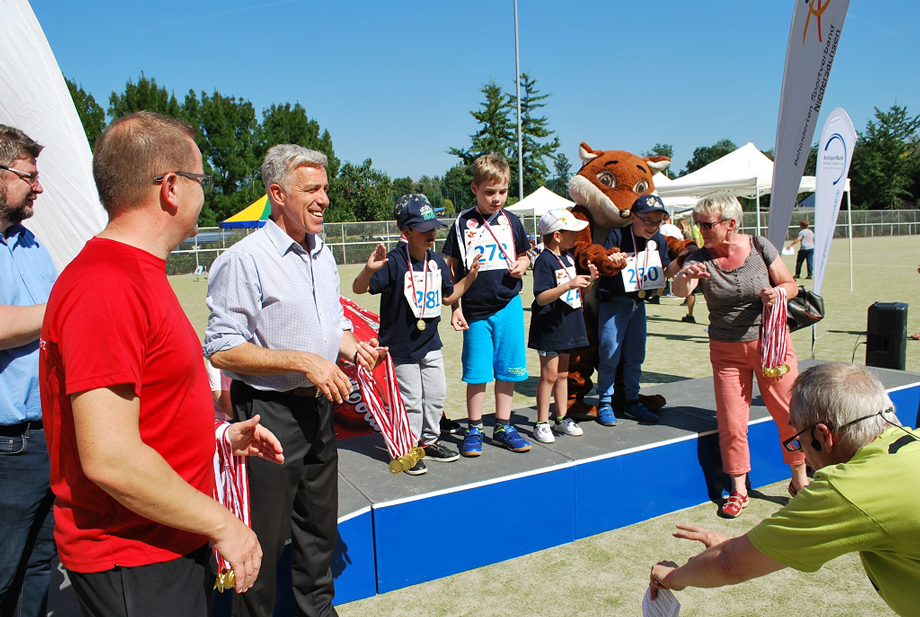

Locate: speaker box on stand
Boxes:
[866,302,908,371]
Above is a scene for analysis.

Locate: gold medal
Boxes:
[388,459,402,474]
[763,364,790,378]
[638,290,646,299]
[214,569,235,592]
[417,319,426,331]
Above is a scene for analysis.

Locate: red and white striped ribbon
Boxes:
[761,286,788,372]
[356,356,415,460]
[212,420,250,577]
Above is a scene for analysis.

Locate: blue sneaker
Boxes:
[493,425,531,452]
[460,427,483,457]
[624,401,659,424]
[597,403,617,426]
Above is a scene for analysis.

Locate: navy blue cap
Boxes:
[631,194,667,215]
[394,194,445,232]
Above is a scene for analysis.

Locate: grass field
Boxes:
[171,234,917,616]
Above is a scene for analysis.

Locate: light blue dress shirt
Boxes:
[204,219,351,392]
[0,224,57,425]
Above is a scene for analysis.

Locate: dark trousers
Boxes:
[230,382,339,617]
[69,544,213,617]
[795,248,814,277]
[0,426,55,617]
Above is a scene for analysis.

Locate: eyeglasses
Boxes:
[153,172,214,195]
[782,410,887,452]
[0,164,40,188]
[633,213,663,227]
[697,220,726,230]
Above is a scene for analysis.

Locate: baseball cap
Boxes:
[394,194,445,232]
[538,208,589,235]
[631,194,667,215]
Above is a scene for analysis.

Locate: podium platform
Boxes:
[45,363,920,615]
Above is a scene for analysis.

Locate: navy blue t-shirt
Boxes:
[369,241,455,364]
[441,207,528,322]
[528,250,588,353]
[595,226,671,303]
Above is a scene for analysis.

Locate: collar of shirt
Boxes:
[263,218,325,259]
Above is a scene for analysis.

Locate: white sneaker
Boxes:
[533,423,555,443]
[553,417,584,436]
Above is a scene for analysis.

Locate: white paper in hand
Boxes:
[782,246,795,256]
[642,586,680,617]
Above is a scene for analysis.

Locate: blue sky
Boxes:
[31,0,919,184]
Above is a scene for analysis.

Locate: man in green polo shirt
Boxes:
[649,362,920,617]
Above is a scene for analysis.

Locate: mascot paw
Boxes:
[566,400,598,421]
[639,393,666,412]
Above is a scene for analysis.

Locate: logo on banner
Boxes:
[803,0,831,43]
[821,133,848,185]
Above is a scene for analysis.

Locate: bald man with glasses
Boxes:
[649,363,920,617]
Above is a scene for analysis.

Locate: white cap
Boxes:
[538,208,589,235]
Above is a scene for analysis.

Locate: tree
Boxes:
[328,159,393,223]
[108,73,182,119]
[850,103,920,209]
[417,175,443,207]
[682,138,737,175]
[66,77,106,150]
[511,73,560,197]
[442,163,474,211]
[259,103,340,177]
[390,176,415,202]
[547,153,572,197]
[448,80,515,166]
[183,89,262,226]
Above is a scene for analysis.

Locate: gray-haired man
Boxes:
[649,362,920,616]
[206,145,383,617]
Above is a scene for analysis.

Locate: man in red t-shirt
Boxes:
[40,112,277,617]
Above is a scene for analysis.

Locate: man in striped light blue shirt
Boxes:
[205,144,383,617]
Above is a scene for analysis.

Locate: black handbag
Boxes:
[752,236,825,332]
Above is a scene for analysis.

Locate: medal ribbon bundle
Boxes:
[761,286,790,378]
[211,420,250,591]
[355,358,422,473]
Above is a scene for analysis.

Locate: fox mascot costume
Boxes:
[566,142,695,418]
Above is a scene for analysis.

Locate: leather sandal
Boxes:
[718,491,749,518]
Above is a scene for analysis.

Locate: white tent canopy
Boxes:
[656,142,817,200]
[506,186,576,216]
[0,0,107,270]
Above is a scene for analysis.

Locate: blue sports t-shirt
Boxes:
[595,227,670,303]
[528,250,588,353]
[369,241,455,364]
[441,207,528,323]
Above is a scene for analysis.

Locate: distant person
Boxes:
[787,219,815,279]
[206,143,384,617]
[650,363,920,617]
[352,194,479,474]
[40,111,279,616]
[528,209,597,442]
[442,153,532,457]
[655,212,683,301]
[0,125,56,617]
[673,193,808,518]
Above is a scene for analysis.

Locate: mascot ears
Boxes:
[579,142,671,175]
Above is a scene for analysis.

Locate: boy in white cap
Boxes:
[528,209,598,443]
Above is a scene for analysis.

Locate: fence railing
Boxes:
[168,209,920,274]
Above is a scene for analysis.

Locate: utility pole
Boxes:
[513,0,524,199]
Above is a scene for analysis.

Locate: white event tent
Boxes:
[655,143,821,236]
[505,186,577,216]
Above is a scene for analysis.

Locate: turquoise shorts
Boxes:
[461,297,528,383]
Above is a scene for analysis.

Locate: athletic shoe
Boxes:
[493,425,531,452]
[460,427,483,457]
[718,490,749,518]
[440,416,462,434]
[792,275,799,279]
[597,403,618,426]
[533,423,555,443]
[423,442,460,463]
[805,275,812,279]
[553,417,584,436]
[681,315,696,324]
[404,459,427,476]
[623,401,659,424]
